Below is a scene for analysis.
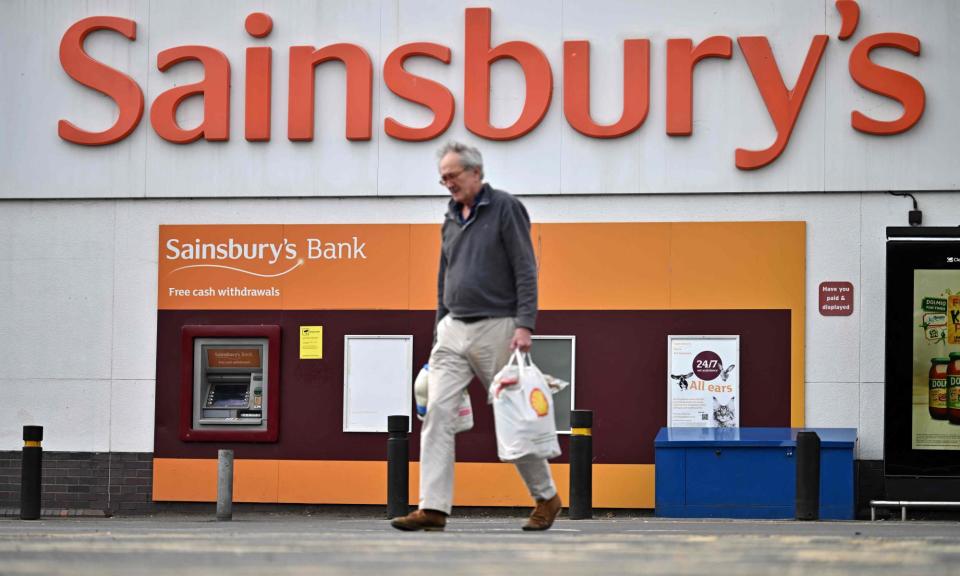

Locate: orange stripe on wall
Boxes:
[409,224,441,311]
[153,459,655,509]
[236,459,279,502]
[278,460,388,504]
[153,458,218,502]
[537,223,673,310]
[668,222,806,426]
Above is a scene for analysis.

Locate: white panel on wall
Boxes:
[109,379,155,452]
[0,379,111,452]
[804,195,862,384]
[858,195,901,385]
[823,0,960,191]
[110,257,158,381]
[806,381,860,429]
[0,0,150,198]
[0,200,117,381]
[343,335,412,432]
[858,380,884,460]
[2,259,115,381]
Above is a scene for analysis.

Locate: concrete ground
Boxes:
[1,511,959,575]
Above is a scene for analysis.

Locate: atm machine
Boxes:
[180,325,280,442]
[195,339,267,429]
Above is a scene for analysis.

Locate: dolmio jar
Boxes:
[930,357,950,420]
[948,352,960,424]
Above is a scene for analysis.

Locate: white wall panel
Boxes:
[823,0,960,191]
[805,381,861,454]
[0,201,116,260]
[0,0,149,198]
[858,194,901,385]
[2,259,115,381]
[803,195,862,384]
[0,379,111,452]
[109,379,154,452]
[858,380,885,460]
[110,257,157,381]
[0,200,117,382]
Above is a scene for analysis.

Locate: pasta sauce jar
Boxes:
[948,353,960,424]
[930,357,950,420]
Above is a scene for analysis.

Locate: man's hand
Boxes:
[510,327,533,352]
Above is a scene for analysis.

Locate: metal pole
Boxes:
[795,431,820,520]
[20,425,43,520]
[569,410,593,520]
[217,449,234,521]
[387,415,410,519]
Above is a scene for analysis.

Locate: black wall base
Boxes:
[855,460,885,519]
[0,451,154,515]
[1,454,955,519]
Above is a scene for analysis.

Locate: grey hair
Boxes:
[437,141,484,179]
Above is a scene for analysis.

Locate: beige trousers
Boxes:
[420,316,557,514]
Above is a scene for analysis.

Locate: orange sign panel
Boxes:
[207,348,262,369]
[159,222,805,313]
[158,224,432,310]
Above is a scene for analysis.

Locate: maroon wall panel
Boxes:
[155,309,791,464]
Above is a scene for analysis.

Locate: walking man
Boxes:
[391,142,561,532]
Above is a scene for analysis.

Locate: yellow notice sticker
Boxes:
[299,326,323,359]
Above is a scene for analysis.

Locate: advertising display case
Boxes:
[885,227,960,498]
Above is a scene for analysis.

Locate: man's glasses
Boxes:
[439,169,466,185]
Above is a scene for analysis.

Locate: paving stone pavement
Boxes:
[0,514,958,575]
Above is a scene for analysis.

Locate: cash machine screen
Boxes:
[208,384,249,408]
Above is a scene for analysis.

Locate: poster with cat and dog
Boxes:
[668,335,740,428]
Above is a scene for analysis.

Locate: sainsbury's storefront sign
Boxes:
[59,1,923,171]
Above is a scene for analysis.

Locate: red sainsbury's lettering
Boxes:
[58,16,144,145]
[56,1,926,172]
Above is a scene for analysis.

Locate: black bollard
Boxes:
[387,415,410,519]
[795,431,821,521]
[20,425,43,520]
[568,410,593,520]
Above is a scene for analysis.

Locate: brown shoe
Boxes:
[390,509,447,531]
[522,494,562,531]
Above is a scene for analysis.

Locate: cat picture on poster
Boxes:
[668,336,740,428]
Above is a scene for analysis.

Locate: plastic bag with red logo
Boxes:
[490,350,561,462]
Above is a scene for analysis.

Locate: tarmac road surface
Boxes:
[0,513,958,575]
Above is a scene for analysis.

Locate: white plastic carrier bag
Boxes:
[489,350,561,462]
[413,363,473,433]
